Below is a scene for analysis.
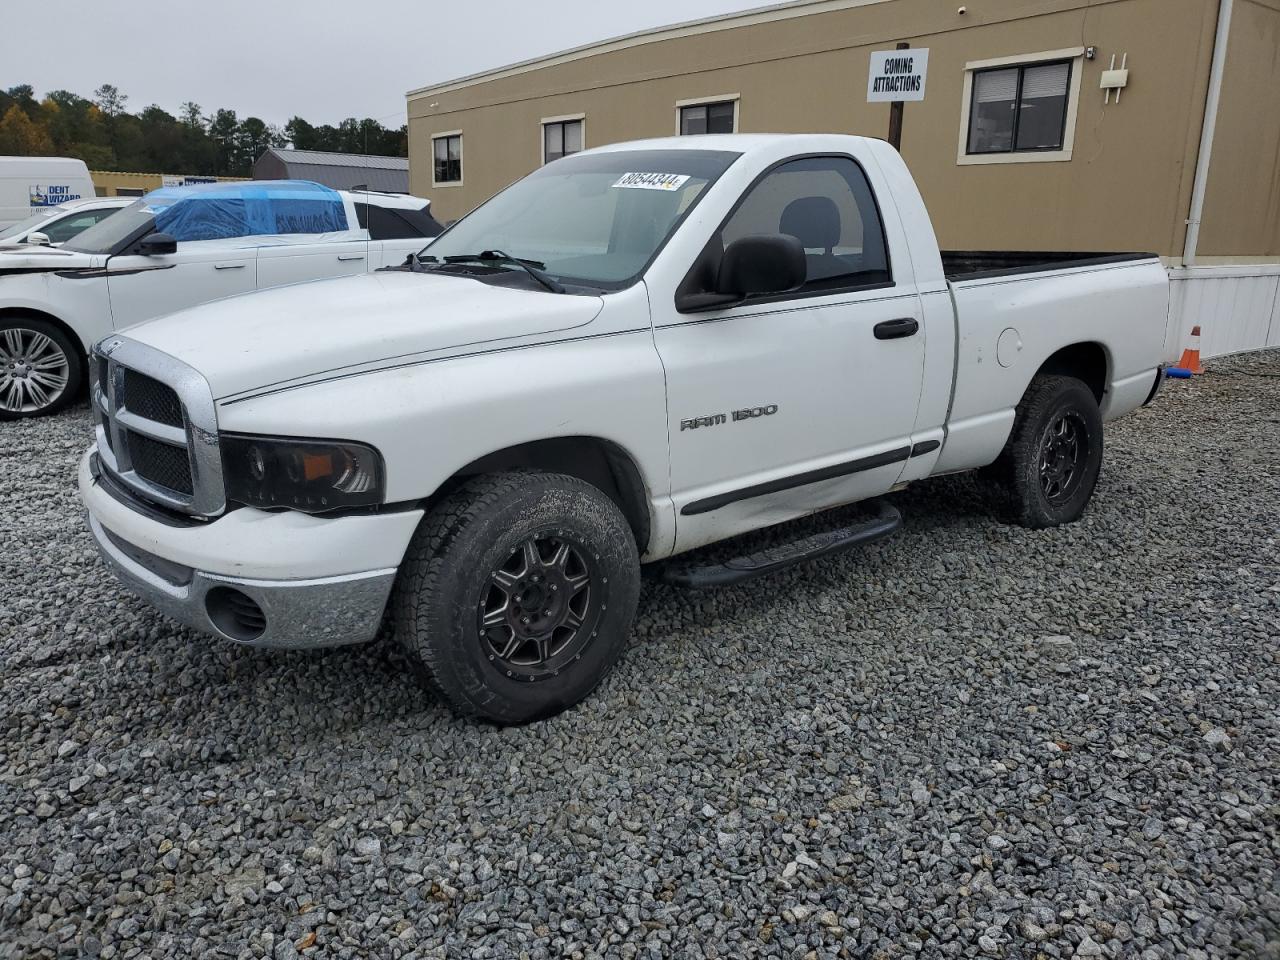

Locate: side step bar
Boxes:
[659,499,902,589]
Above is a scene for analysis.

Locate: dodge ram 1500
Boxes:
[79,134,1169,722]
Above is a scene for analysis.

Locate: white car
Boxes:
[0,181,440,419]
[79,134,1169,723]
[0,197,133,249]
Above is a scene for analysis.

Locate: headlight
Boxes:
[220,434,384,513]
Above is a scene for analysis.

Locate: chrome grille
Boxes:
[125,430,194,494]
[122,369,184,427]
[98,410,114,451]
[91,336,226,517]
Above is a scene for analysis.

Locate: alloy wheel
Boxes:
[0,327,70,414]
[1038,411,1087,504]
[478,532,604,681]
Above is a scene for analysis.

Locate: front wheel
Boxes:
[392,471,641,724]
[994,374,1104,529]
[0,317,82,420]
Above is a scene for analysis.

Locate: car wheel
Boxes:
[0,317,82,420]
[995,374,1104,529]
[392,471,641,724]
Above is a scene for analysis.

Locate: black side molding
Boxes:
[910,439,941,457]
[681,446,912,516]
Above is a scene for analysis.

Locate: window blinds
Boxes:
[974,68,1018,104]
[1021,63,1070,99]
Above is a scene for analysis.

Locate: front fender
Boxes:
[214,329,675,551]
[0,268,112,352]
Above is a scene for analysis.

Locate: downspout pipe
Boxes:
[1183,0,1234,267]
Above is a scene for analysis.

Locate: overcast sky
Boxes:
[2,0,760,128]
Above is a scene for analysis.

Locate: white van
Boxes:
[0,157,97,230]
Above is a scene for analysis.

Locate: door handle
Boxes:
[213,263,246,270]
[873,317,920,340]
[337,254,366,262]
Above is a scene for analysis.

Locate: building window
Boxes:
[432,133,462,185]
[679,99,736,135]
[543,117,584,164]
[116,188,146,197]
[958,48,1083,165]
[967,60,1072,154]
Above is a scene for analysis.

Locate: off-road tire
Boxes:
[392,471,641,724]
[0,316,83,420]
[990,374,1104,529]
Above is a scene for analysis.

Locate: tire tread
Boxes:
[991,374,1102,529]
[391,470,638,721]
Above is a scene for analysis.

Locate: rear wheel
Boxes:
[0,317,82,420]
[991,375,1104,528]
[392,471,641,724]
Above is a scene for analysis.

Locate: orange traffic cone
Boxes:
[1177,325,1204,375]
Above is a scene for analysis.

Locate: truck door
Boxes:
[106,238,257,329]
[652,154,926,553]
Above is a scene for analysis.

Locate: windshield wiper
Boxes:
[440,250,565,293]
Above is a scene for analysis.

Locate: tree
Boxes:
[138,105,184,173]
[207,108,239,175]
[179,102,204,131]
[0,82,402,174]
[284,116,316,150]
[336,118,362,154]
[177,102,214,174]
[91,84,131,168]
[93,84,127,118]
[43,90,98,149]
[235,116,273,174]
[0,104,55,155]
[4,84,38,118]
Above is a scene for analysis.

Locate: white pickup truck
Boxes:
[79,134,1168,723]
[0,181,440,419]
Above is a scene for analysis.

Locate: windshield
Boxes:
[0,208,57,242]
[64,200,154,254]
[422,149,740,289]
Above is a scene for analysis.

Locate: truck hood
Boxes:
[121,270,606,400]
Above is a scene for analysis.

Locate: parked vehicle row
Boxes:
[0,180,440,418]
[76,133,1170,723]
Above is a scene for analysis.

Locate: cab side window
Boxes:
[355,203,444,240]
[721,156,890,294]
[43,209,117,244]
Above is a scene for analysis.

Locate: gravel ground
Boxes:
[1,351,1278,960]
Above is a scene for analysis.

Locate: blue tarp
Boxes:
[141,180,348,242]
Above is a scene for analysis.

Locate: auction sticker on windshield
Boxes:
[613,172,691,191]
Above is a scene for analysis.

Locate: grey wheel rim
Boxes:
[1038,410,1088,504]
[0,327,70,413]
[478,532,604,682]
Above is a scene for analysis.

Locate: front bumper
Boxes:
[80,449,423,649]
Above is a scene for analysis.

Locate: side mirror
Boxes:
[718,234,807,297]
[139,232,177,256]
[25,231,52,247]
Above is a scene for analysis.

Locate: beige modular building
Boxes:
[407,0,1280,358]
[91,171,248,198]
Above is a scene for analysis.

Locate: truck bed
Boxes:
[942,250,1158,282]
